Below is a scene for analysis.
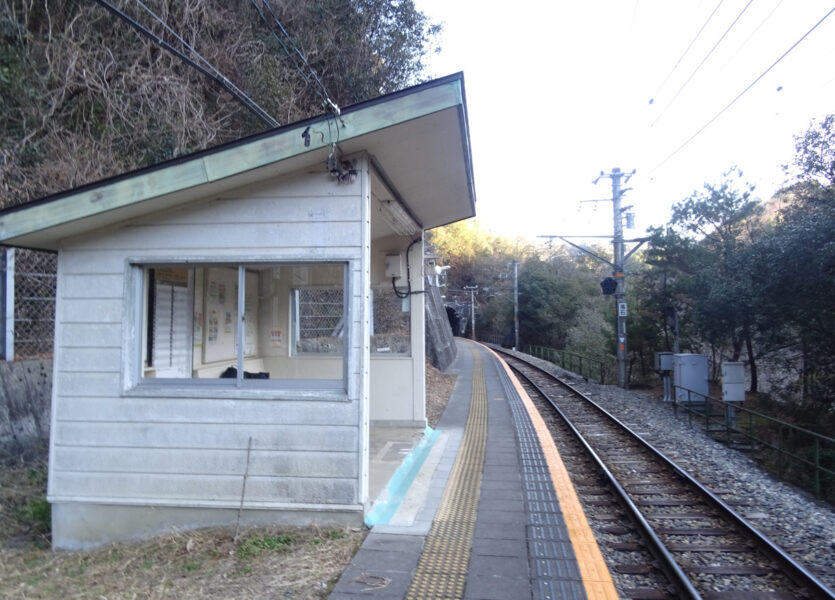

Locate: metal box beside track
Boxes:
[721,362,745,403]
[673,353,708,404]
[654,351,674,371]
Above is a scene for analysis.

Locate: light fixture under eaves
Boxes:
[379,198,420,236]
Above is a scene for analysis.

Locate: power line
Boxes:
[721,0,786,69]
[248,0,339,115]
[317,4,360,104]
[651,0,754,128]
[628,0,639,42]
[650,0,725,104]
[650,6,835,175]
[93,0,279,128]
[248,0,316,91]
[259,1,329,98]
[132,0,278,127]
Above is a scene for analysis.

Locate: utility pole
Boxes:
[539,168,644,389]
[667,307,680,354]
[597,167,635,389]
[464,285,478,340]
[513,260,520,350]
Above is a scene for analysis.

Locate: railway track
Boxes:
[495,348,835,600]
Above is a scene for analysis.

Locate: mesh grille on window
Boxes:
[296,288,344,354]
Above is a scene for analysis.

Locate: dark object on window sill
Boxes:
[219,367,270,379]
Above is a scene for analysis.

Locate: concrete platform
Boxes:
[329,339,618,600]
[369,425,428,506]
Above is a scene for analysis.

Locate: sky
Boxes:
[415,0,835,242]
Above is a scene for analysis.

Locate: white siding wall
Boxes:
[48,165,368,512]
[368,236,426,425]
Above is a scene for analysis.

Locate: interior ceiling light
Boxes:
[379,198,420,236]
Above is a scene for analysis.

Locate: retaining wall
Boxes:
[0,359,51,462]
[424,277,456,371]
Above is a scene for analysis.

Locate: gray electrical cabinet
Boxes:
[721,362,745,427]
[654,351,674,371]
[655,352,674,402]
[673,353,708,404]
[721,362,745,403]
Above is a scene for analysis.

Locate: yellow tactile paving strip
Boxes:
[487,346,619,600]
[406,346,487,600]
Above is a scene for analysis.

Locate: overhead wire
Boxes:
[247,0,345,174]
[721,0,786,69]
[650,0,725,104]
[649,5,835,176]
[248,0,339,114]
[628,0,639,43]
[92,0,279,128]
[651,0,754,127]
[248,0,317,93]
[317,4,361,104]
[132,0,278,127]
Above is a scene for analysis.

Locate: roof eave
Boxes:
[0,73,476,250]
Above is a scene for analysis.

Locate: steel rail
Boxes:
[507,359,701,599]
[496,348,835,600]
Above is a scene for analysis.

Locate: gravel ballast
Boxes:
[498,348,835,591]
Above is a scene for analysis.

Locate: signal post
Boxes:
[542,167,644,389]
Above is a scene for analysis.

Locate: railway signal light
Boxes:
[601,277,617,295]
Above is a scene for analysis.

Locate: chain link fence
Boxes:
[1,248,57,360]
[294,288,344,354]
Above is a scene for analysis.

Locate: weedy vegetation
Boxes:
[0,460,366,599]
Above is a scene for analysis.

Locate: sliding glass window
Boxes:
[138,262,346,389]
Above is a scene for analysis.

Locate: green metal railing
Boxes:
[523,344,611,384]
[672,385,835,502]
[480,334,504,346]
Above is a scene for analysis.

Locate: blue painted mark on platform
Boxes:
[365,426,440,526]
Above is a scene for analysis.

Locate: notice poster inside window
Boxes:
[203,267,238,364]
[202,268,259,363]
[243,270,258,356]
[138,261,346,386]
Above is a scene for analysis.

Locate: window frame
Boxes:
[122,258,350,399]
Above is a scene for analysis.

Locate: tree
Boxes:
[517,254,601,350]
[747,189,835,407]
[626,118,834,419]
[0,0,440,206]
[644,169,765,389]
[428,219,538,341]
[427,219,497,290]
[787,114,835,187]
[255,0,440,107]
[752,114,835,412]
[565,305,613,366]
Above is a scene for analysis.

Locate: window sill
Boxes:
[124,380,348,401]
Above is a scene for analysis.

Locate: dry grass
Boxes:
[0,461,365,600]
[0,361,456,598]
[1,525,365,599]
[0,460,51,549]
